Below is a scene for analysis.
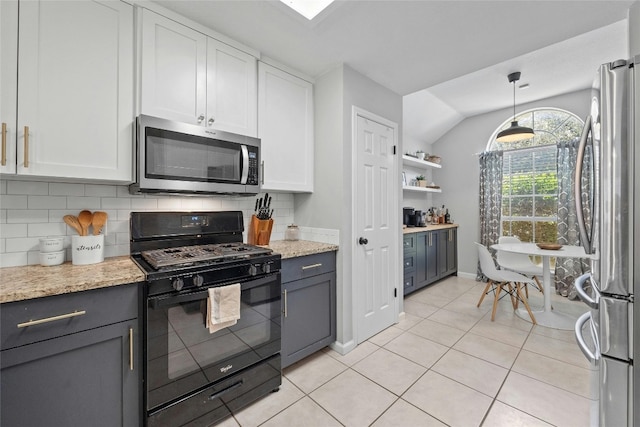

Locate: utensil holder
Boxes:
[248,215,273,245]
[71,235,104,265]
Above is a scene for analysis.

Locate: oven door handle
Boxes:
[149,274,279,309]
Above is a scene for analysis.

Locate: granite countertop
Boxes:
[0,256,145,304]
[263,240,339,259]
[402,223,458,234]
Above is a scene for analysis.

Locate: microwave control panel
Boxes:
[247,147,259,185]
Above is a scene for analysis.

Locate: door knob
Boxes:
[358,237,368,245]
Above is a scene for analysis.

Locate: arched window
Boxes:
[487,108,584,242]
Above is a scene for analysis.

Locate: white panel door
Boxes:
[0,0,18,174]
[140,9,207,126]
[206,39,257,137]
[17,0,133,181]
[354,111,398,342]
[258,62,314,192]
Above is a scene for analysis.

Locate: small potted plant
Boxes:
[416,175,427,187]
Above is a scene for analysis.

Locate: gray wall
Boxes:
[295,64,402,353]
[430,89,591,277]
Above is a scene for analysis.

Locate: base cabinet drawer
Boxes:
[0,283,141,427]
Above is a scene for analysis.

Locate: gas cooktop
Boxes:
[141,242,273,269]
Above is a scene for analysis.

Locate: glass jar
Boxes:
[285,224,300,241]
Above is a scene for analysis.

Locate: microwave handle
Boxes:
[574,115,593,254]
[240,145,249,184]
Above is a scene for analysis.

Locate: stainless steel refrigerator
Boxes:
[574,57,639,427]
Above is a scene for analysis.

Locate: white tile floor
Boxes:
[217,276,596,427]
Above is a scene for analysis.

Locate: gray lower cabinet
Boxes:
[404,227,458,296]
[281,251,336,368]
[0,283,141,427]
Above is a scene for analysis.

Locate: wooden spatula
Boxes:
[78,210,92,236]
[63,215,83,236]
[91,211,108,235]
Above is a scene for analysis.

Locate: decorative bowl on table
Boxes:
[536,243,562,250]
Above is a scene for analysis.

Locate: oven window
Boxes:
[146,128,242,183]
[146,276,281,411]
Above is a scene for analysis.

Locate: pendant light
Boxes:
[496,72,535,143]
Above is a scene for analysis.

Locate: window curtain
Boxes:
[555,140,592,299]
[477,151,503,280]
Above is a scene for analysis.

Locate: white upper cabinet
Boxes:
[140,10,258,137]
[7,0,134,181]
[0,0,18,175]
[258,62,314,192]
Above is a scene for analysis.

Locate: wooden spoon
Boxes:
[91,211,108,235]
[63,215,83,236]
[77,210,93,236]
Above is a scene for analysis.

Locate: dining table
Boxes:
[490,242,595,330]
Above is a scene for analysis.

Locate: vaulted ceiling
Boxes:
[154,0,633,143]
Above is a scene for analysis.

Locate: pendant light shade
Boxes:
[496,72,535,143]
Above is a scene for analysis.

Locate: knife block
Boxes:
[248,215,273,245]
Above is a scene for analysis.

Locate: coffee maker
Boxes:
[403,207,415,227]
[414,210,426,227]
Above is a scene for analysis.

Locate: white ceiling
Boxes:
[154,0,633,143]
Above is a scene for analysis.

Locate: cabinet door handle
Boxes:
[17,310,86,328]
[197,114,205,123]
[302,263,322,270]
[23,126,29,168]
[1,122,6,166]
[261,161,265,184]
[129,327,134,371]
[208,117,215,126]
[282,289,288,318]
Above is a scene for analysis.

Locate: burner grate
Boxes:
[141,242,272,269]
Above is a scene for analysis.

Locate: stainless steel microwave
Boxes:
[130,115,260,195]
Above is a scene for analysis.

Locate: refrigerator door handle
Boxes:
[574,114,593,254]
[575,311,599,363]
[575,272,599,309]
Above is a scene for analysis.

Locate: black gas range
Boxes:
[130,211,282,427]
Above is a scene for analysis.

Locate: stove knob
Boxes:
[193,274,204,287]
[261,263,271,274]
[172,277,184,291]
[248,264,258,276]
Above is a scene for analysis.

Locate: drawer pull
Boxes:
[302,263,322,270]
[17,310,86,328]
[129,327,134,371]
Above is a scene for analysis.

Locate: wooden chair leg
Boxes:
[507,283,517,309]
[524,282,529,298]
[491,284,502,321]
[477,281,492,307]
[533,276,544,294]
[514,283,520,309]
[516,285,537,324]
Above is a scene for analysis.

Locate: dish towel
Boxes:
[206,283,241,334]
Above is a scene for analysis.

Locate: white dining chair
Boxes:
[476,243,537,324]
[496,235,546,296]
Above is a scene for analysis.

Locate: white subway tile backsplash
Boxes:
[28,222,67,237]
[7,180,47,195]
[28,195,67,209]
[6,236,40,252]
[101,197,131,209]
[7,209,49,223]
[1,224,27,238]
[85,184,117,198]
[49,182,85,196]
[0,179,296,267]
[1,195,28,209]
[131,198,158,210]
[0,251,28,268]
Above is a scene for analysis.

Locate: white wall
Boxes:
[295,64,403,353]
[0,179,294,268]
[430,89,592,277]
[631,2,640,56]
